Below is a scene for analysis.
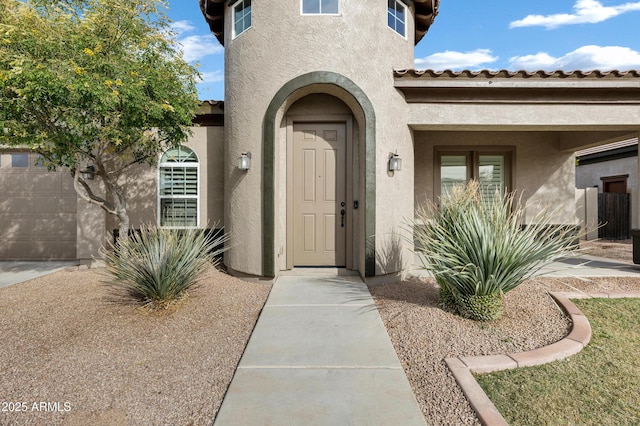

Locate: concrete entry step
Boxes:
[214,275,425,426]
[279,267,360,277]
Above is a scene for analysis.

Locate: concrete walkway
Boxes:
[0,261,79,289]
[411,254,640,279]
[541,254,640,277]
[214,275,426,426]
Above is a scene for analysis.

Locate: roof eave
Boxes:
[199,0,225,45]
[414,0,440,45]
[394,69,640,104]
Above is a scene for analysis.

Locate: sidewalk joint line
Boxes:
[238,365,403,370]
[266,303,374,307]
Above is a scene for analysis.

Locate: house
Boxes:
[576,138,639,237]
[2,1,640,282]
[576,138,638,194]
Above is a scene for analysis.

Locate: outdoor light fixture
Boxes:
[238,151,252,170]
[81,165,95,180]
[388,152,402,172]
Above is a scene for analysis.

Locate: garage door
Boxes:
[0,152,77,260]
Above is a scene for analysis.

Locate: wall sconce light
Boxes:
[388,152,402,172]
[81,165,95,180]
[238,151,252,170]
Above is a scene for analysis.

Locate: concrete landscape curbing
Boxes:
[445,291,640,426]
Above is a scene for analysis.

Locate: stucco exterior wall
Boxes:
[405,103,640,133]
[224,1,419,276]
[414,131,577,224]
[576,156,638,192]
[100,125,224,246]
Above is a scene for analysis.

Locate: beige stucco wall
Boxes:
[576,156,638,192]
[575,187,599,240]
[224,0,419,276]
[97,125,224,250]
[0,151,77,260]
[406,103,640,137]
[414,131,578,225]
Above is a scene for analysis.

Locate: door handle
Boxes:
[340,209,346,227]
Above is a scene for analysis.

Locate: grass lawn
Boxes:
[475,298,640,425]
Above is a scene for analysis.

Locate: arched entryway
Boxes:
[284,95,354,269]
[262,72,376,278]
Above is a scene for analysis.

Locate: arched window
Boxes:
[159,146,199,227]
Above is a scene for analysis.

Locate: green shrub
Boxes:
[102,226,230,308]
[414,181,578,321]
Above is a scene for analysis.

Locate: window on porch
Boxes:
[437,148,513,199]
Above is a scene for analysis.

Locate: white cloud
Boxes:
[509,45,640,70]
[170,20,223,63]
[179,35,223,62]
[510,0,640,29]
[171,20,196,34]
[414,49,498,70]
[198,70,225,84]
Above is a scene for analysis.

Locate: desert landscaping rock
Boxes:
[1,239,638,425]
[0,266,270,426]
[370,275,640,425]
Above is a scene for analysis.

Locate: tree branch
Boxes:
[72,168,118,216]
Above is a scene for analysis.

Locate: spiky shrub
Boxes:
[414,181,578,321]
[102,226,230,308]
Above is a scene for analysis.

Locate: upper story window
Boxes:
[233,0,252,39]
[159,146,199,228]
[302,0,339,14]
[388,0,406,37]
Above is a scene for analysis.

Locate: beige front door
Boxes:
[292,122,346,266]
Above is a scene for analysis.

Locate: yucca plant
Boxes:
[414,181,578,321]
[102,226,230,309]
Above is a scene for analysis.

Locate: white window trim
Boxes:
[232,0,252,39]
[300,0,341,16]
[387,0,408,39]
[10,152,30,169]
[158,148,201,229]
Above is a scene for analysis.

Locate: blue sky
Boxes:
[167,0,640,100]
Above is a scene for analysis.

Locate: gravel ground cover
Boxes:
[1,239,637,425]
[371,274,640,425]
[0,265,270,426]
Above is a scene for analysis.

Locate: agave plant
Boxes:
[414,181,578,321]
[102,226,230,308]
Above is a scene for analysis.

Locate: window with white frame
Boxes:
[233,0,252,38]
[436,148,513,199]
[11,152,29,168]
[387,0,406,37]
[302,0,339,14]
[159,146,199,227]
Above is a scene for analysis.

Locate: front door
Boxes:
[292,122,346,266]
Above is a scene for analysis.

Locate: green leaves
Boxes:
[0,0,200,230]
[414,181,579,321]
[102,226,231,308]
